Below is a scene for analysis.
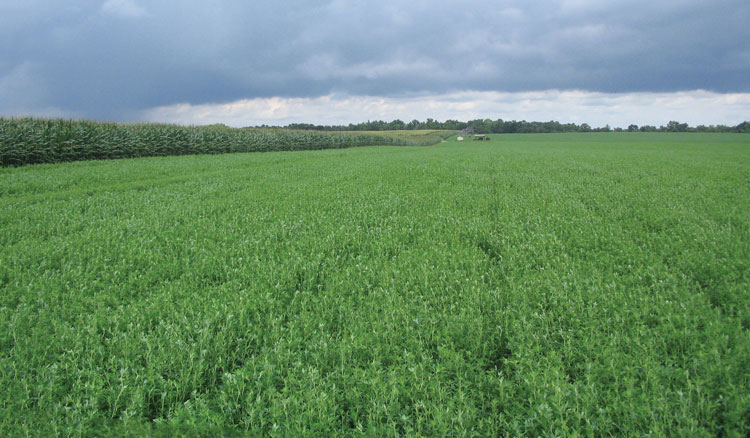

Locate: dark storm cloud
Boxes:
[1,0,748,119]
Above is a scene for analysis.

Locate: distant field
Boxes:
[1,133,748,436]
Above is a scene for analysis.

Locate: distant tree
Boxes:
[424,118,439,129]
[665,121,688,132]
[388,119,406,130]
[443,119,466,130]
[273,118,746,134]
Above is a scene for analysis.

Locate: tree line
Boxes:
[278,119,750,134]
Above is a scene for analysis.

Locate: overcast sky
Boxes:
[2,0,749,127]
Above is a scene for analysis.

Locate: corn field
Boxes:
[0,118,452,166]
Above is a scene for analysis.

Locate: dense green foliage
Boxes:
[286,118,750,134]
[0,118,451,167]
[1,133,749,436]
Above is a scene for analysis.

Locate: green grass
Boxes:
[1,133,749,436]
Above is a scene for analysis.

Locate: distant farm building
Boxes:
[474,134,490,141]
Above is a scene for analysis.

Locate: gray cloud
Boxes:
[1,0,749,120]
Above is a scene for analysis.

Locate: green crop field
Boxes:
[1,133,749,436]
